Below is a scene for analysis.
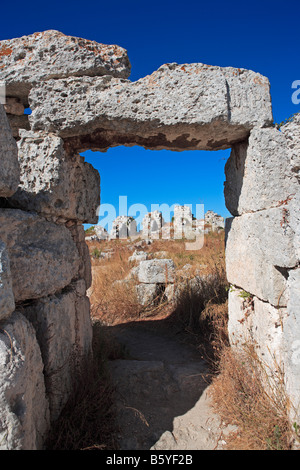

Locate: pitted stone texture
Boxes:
[0,104,20,196]
[0,241,15,321]
[0,209,80,301]
[23,282,92,422]
[137,259,175,284]
[225,127,298,216]
[225,208,297,307]
[9,130,100,223]
[29,63,273,152]
[0,312,50,450]
[281,113,300,182]
[0,30,131,106]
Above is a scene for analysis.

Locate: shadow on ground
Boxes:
[102,315,222,450]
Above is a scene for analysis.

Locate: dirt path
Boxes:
[106,319,233,450]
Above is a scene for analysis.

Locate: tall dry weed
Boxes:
[209,344,298,450]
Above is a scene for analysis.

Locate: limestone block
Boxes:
[136,283,160,305]
[28,63,273,151]
[137,259,175,284]
[228,288,286,365]
[129,251,148,263]
[0,104,20,196]
[9,130,100,223]
[0,241,15,321]
[222,67,273,128]
[225,208,297,306]
[0,209,80,301]
[224,127,298,216]
[0,30,131,106]
[0,312,50,450]
[23,282,92,422]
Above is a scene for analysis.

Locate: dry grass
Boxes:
[209,344,299,450]
[89,246,141,325]
[45,321,120,450]
[87,231,227,326]
[85,231,299,450]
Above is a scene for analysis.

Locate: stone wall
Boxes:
[0,101,99,449]
[0,29,299,448]
[224,116,300,418]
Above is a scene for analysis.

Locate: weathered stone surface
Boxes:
[0,312,50,450]
[9,130,100,223]
[0,104,20,196]
[0,241,15,321]
[228,288,286,364]
[281,113,300,182]
[29,63,273,152]
[129,250,148,263]
[289,192,300,261]
[136,283,160,305]
[137,259,175,284]
[0,30,131,106]
[225,127,298,216]
[225,208,297,306]
[284,268,300,416]
[0,209,80,301]
[23,281,92,422]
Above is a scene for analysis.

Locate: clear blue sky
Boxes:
[1,0,299,228]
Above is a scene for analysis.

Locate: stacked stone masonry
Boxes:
[0,30,299,448]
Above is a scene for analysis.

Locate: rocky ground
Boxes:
[104,319,234,450]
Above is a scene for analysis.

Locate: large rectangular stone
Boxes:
[0,30,131,106]
[225,207,297,306]
[28,63,273,152]
[9,130,100,223]
[23,281,92,422]
[224,127,298,216]
[137,259,175,284]
[0,209,80,301]
[0,312,50,449]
